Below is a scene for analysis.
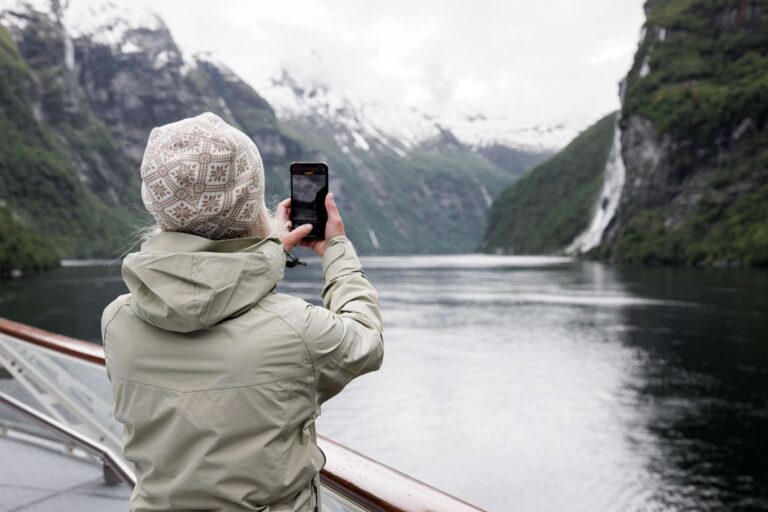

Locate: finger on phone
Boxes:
[284,224,310,246]
[276,199,291,222]
[326,193,338,215]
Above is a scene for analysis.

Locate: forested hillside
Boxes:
[481,113,615,254]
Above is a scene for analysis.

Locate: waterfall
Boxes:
[64,32,75,70]
[566,119,626,254]
[368,228,380,250]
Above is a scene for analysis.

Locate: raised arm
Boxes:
[280,193,384,405]
[314,234,383,403]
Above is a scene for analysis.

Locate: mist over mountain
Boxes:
[0,0,549,274]
[259,71,551,254]
[483,0,768,267]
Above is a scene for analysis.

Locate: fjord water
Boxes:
[1,256,767,511]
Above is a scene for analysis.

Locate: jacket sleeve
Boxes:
[304,235,383,405]
[101,299,121,385]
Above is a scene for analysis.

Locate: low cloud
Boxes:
[145,0,645,135]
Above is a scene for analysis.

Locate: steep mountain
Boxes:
[481,113,616,254]
[598,0,768,266]
[484,0,768,266]
[53,1,302,193]
[0,0,550,271]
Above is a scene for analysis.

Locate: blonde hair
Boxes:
[244,198,285,239]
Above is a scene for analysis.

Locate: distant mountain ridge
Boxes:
[260,70,569,153]
[0,0,550,274]
[258,70,552,253]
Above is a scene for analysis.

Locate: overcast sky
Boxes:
[150,0,646,142]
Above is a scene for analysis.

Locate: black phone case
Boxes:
[290,163,328,240]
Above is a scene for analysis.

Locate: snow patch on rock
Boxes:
[479,184,493,207]
[62,0,162,44]
[0,0,54,17]
[639,54,651,77]
[64,30,75,69]
[259,70,441,156]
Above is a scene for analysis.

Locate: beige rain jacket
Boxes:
[101,233,383,511]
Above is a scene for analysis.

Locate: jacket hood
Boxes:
[122,232,284,333]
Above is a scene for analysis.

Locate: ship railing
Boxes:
[0,316,484,512]
[0,389,134,485]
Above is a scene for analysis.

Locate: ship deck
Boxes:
[0,435,131,511]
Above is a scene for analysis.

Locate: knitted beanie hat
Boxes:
[140,112,265,240]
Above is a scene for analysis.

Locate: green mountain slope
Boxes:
[0,25,139,276]
[0,206,57,275]
[480,113,616,254]
[598,0,768,266]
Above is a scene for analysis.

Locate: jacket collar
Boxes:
[141,231,283,254]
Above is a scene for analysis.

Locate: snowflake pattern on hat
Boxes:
[140,112,265,240]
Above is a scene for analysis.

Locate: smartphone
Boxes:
[290,162,328,240]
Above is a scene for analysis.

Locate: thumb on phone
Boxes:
[280,223,313,252]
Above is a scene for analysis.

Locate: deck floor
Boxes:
[0,436,131,511]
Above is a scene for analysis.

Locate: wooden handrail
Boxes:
[0,317,105,365]
[0,316,484,512]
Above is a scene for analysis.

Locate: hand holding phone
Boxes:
[298,193,345,257]
[290,162,328,240]
[277,192,345,256]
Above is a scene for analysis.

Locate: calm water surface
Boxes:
[1,254,767,511]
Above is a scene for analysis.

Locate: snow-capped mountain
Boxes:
[445,113,580,152]
[259,69,575,155]
[2,0,162,48]
[260,71,444,157]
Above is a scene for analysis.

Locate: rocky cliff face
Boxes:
[598,0,768,266]
[1,0,301,207]
[1,3,136,206]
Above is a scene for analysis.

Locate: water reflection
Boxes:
[616,266,768,511]
[0,257,766,511]
[305,258,656,511]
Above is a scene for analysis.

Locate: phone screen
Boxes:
[290,163,328,240]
